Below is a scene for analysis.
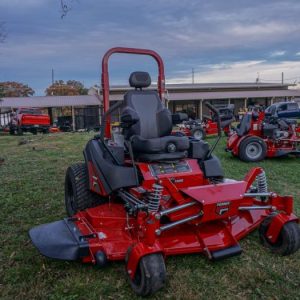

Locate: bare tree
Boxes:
[60,0,70,18]
[60,0,78,18]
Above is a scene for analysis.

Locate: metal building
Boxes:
[1,82,300,129]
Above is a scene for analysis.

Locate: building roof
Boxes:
[166,82,292,90]
[167,89,300,101]
[0,95,101,109]
[103,82,292,93]
[1,83,300,109]
[108,88,300,102]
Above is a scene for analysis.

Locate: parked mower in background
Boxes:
[174,104,235,140]
[226,108,300,162]
[29,47,300,297]
[9,108,50,135]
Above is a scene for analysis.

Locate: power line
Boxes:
[192,68,194,84]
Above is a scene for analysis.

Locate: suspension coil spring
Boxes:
[256,170,268,193]
[148,184,163,212]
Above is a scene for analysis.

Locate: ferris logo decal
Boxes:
[171,178,184,183]
[216,201,230,215]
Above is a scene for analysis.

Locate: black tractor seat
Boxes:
[236,114,252,137]
[121,71,189,162]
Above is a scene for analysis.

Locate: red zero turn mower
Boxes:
[29,48,300,297]
[226,109,300,162]
[174,105,234,140]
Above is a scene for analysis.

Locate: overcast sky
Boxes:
[0,0,300,95]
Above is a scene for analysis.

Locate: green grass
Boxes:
[0,133,299,300]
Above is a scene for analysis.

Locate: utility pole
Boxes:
[256,72,260,84]
[51,68,54,84]
[281,72,284,85]
[49,69,55,124]
[192,68,194,84]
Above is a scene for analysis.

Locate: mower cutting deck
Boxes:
[226,109,300,162]
[29,47,300,297]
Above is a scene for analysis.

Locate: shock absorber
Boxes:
[148,183,163,212]
[257,170,268,193]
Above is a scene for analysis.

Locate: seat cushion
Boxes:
[131,135,190,154]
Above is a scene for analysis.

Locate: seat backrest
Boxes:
[121,71,172,139]
[236,113,252,137]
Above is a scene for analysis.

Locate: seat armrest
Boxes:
[120,108,139,128]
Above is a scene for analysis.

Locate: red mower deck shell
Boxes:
[72,165,298,278]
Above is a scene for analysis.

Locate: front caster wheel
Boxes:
[259,216,300,256]
[128,253,166,297]
[95,251,107,267]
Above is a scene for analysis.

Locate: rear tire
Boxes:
[191,127,205,140]
[128,253,166,297]
[9,127,15,135]
[259,216,300,255]
[17,126,23,136]
[239,136,267,162]
[64,163,105,216]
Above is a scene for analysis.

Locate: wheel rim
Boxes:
[245,142,262,159]
[193,130,203,139]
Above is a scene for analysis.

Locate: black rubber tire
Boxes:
[17,126,23,136]
[128,253,166,297]
[9,127,15,135]
[238,136,267,162]
[64,163,105,216]
[191,126,206,140]
[259,216,300,256]
[43,128,49,134]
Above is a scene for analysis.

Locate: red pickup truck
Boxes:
[9,108,50,135]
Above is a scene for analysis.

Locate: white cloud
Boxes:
[270,50,286,57]
[168,60,300,85]
[229,22,299,43]
[1,0,300,94]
